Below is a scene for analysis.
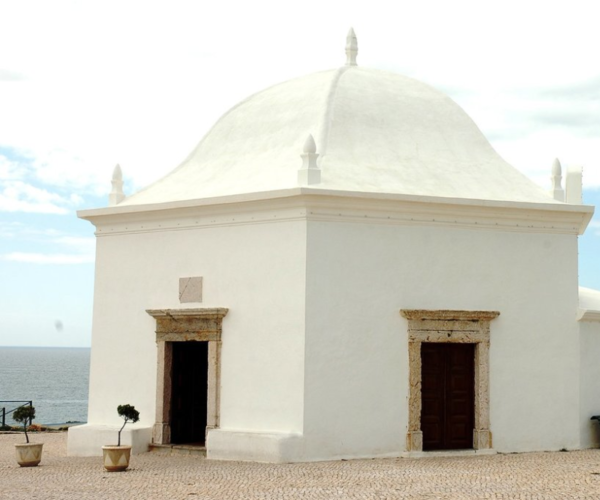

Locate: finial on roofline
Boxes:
[303,134,317,155]
[109,164,126,206]
[298,134,321,186]
[550,158,564,202]
[345,28,358,66]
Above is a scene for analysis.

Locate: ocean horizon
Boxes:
[0,346,90,425]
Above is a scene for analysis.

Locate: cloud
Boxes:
[589,220,600,237]
[0,223,95,264]
[536,77,600,102]
[529,107,600,136]
[0,222,90,244]
[0,69,25,81]
[0,221,62,239]
[2,252,94,264]
[0,154,26,180]
[523,80,600,137]
[445,78,600,190]
[0,153,86,213]
[0,180,71,214]
[54,236,96,254]
[490,131,600,189]
[0,221,24,238]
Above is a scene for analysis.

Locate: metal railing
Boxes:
[0,401,33,428]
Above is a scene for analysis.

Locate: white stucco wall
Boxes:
[301,217,580,459]
[70,214,307,456]
[579,321,600,449]
[71,193,589,461]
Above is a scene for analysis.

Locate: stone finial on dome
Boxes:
[345,28,358,66]
[550,158,564,202]
[298,134,321,186]
[109,164,126,206]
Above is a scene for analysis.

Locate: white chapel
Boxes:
[68,30,600,462]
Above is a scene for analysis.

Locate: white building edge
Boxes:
[68,30,600,462]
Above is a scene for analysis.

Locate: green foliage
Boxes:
[12,405,35,424]
[116,404,140,447]
[12,405,35,443]
[117,404,140,423]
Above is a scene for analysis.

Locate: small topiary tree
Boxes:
[116,404,140,446]
[13,406,36,444]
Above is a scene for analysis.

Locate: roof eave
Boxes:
[77,187,594,236]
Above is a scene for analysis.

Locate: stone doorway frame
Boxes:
[400,309,499,453]
[146,308,228,445]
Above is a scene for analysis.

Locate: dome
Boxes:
[120,63,557,207]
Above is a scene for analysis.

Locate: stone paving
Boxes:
[2,432,600,499]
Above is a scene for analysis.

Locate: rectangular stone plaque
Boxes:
[179,277,203,303]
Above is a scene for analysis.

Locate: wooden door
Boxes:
[421,343,475,450]
[170,341,209,445]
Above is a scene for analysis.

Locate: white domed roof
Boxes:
[120,65,556,207]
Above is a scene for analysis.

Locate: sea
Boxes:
[0,346,90,425]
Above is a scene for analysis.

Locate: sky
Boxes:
[1,0,599,347]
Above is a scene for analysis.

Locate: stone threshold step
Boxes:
[149,443,207,457]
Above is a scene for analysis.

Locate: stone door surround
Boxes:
[400,309,499,453]
[146,308,228,445]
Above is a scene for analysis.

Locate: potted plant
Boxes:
[102,404,140,472]
[13,405,43,467]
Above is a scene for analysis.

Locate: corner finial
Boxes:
[109,164,126,206]
[550,158,564,202]
[552,158,561,177]
[303,134,317,155]
[298,134,321,186]
[345,28,358,66]
[113,164,123,181]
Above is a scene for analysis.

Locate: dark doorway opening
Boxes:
[421,342,475,451]
[170,341,209,445]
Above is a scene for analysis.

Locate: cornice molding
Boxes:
[577,308,600,322]
[79,190,593,237]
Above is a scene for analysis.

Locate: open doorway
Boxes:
[170,341,209,445]
[148,308,227,447]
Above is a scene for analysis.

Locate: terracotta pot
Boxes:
[102,445,132,472]
[15,443,44,467]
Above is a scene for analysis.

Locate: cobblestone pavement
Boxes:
[2,432,600,500]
